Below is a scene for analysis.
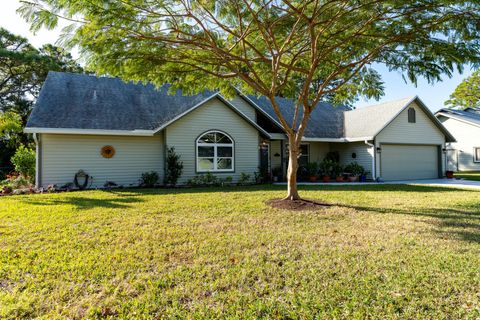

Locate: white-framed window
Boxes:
[285,143,309,167]
[475,147,480,163]
[196,130,234,172]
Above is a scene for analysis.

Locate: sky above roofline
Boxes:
[1,0,474,113]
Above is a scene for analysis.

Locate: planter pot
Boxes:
[348,175,359,182]
[336,176,344,182]
[446,171,454,179]
[309,176,318,183]
[322,176,331,183]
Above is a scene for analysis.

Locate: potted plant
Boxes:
[446,170,454,179]
[319,159,335,183]
[306,162,319,182]
[359,170,370,182]
[344,162,365,182]
[332,162,344,182]
[271,167,282,182]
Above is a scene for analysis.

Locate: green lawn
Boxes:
[455,171,480,181]
[1,185,480,319]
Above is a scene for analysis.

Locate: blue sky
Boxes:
[1,0,473,112]
[356,64,473,112]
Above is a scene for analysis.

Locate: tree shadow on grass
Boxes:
[343,203,480,243]
[22,194,144,210]
[100,183,475,197]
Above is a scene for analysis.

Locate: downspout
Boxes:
[364,140,375,181]
[33,133,41,188]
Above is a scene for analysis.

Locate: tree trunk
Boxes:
[285,135,301,200]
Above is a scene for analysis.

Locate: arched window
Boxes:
[196,131,234,172]
[408,108,416,123]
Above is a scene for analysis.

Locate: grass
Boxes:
[1,185,480,319]
[454,171,480,181]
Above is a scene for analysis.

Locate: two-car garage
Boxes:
[379,144,441,180]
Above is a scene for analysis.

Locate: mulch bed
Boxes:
[266,198,332,211]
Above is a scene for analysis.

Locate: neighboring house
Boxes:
[25,72,455,188]
[435,108,480,171]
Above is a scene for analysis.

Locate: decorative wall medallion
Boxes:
[101,145,115,158]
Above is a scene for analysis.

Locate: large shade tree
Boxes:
[0,28,82,119]
[0,27,82,170]
[445,69,480,109]
[20,0,480,200]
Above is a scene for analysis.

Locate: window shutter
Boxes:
[408,108,416,123]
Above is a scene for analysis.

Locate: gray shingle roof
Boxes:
[27,72,215,131]
[436,108,480,127]
[245,95,349,138]
[344,96,415,139]
[27,72,453,142]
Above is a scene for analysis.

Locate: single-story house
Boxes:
[25,72,455,188]
[435,108,480,171]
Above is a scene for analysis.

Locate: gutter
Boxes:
[301,136,374,143]
[24,127,155,136]
[33,133,41,188]
[435,111,480,130]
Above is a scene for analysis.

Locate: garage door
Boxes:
[381,144,439,180]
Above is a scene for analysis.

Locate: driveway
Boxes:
[278,179,480,190]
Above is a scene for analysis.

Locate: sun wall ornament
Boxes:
[101,145,115,158]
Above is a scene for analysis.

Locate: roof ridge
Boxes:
[349,96,415,112]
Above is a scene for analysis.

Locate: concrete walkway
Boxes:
[275,179,480,190]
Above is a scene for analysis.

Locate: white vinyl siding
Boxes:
[270,140,282,171]
[375,102,446,178]
[438,116,480,171]
[307,142,330,163]
[40,133,164,188]
[165,98,259,184]
[332,142,374,178]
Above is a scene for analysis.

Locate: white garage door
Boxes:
[381,144,439,180]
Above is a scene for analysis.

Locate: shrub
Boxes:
[187,172,220,187]
[223,176,233,185]
[237,172,252,186]
[319,159,336,177]
[103,181,118,188]
[164,147,183,186]
[11,145,35,181]
[332,162,344,177]
[344,162,366,176]
[306,162,319,176]
[272,167,282,177]
[11,175,32,189]
[140,171,159,188]
[325,151,340,163]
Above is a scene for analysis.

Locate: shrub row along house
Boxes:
[435,107,480,172]
[25,72,455,188]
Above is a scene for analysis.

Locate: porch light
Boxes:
[376,147,381,153]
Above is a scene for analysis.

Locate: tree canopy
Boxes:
[0,27,82,171]
[19,0,480,199]
[445,70,480,109]
[0,27,82,119]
